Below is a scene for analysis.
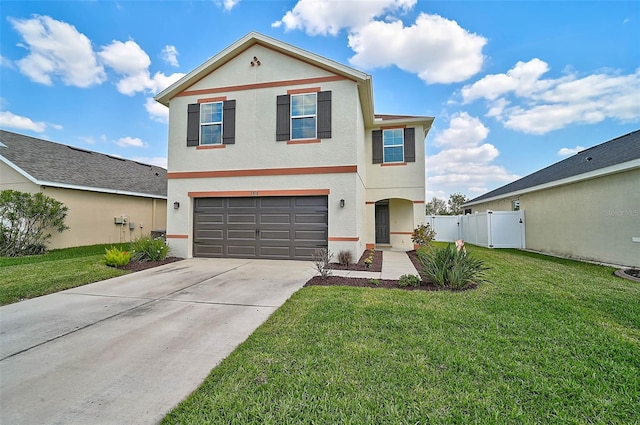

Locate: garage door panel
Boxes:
[228,214,257,224]
[196,213,224,224]
[227,229,257,240]
[260,197,292,208]
[227,245,257,257]
[294,197,327,207]
[260,213,291,224]
[295,213,327,224]
[261,230,291,240]
[195,229,224,239]
[228,198,257,208]
[194,244,223,256]
[195,198,225,209]
[194,196,327,260]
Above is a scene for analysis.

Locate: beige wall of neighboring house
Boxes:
[44,187,167,248]
[469,168,640,267]
[1,159,167,251]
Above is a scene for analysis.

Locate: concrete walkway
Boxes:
[332,250,419,280]
[0,258,313,425]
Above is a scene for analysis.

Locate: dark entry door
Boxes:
[375,203,390,244]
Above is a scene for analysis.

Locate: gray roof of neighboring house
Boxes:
[0,130,167,198]
[466,129,640,205]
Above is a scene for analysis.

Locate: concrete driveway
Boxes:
[0,258,313,425]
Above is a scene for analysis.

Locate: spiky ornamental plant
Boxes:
[417,241,488,289]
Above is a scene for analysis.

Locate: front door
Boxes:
[375,203,390,244]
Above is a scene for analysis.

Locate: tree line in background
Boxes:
[425,192,468,216]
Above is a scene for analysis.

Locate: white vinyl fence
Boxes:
[425,210,525,249]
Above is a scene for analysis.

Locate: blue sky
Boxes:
[1,0,638,200]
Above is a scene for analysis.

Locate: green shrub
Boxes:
[0,190,69,257]
[398,274,421,287]
[369,278,380,286]
[131,235,170,262]
[417,242,487,290]
[411,224,436,248]
[104,247,131,267]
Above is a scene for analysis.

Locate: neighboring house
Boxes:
[0,130,167,249]
[155,32,433,261]
[464,130,640,267]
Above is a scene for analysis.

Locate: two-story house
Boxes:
[155,32,433,261]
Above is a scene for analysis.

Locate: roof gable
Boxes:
[155,32,377,126]
[0,130,167,198]
[466,129,640,205]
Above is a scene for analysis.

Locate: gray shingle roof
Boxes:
[0,130,167,198]
[466,129,640,205]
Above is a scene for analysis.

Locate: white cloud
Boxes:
[99,40,150,75]
[558,146,586,156]
[273,1,485,84]
[349,13,486,84]
[223,0,240,11]
[462,59,640,134]
[272,0,415,36]
[132,156,168,169]
[161,45,179,67]
[427,112,519,197]
[115,136,147,148]
[145,97,169,123]
[0,111,47,132]
[9,15,105,87]
[433,112,489,148]
[98,40,185,96]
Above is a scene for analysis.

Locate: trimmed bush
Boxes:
[104,247,131,267]
[398,274,421,287]
[131,235,170,262]
[417,242,487,289]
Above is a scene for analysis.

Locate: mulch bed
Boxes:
[329,249,382,272]
[308,249,477,291]
[119,257,183,272]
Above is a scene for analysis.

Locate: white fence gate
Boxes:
[425,210,525,249]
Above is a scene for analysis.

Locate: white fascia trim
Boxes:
[1,156,166,199]
[464,158,640,207]
[37,180,167,200]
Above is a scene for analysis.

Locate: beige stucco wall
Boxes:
[0,162,39,193]
[165,44,426,259]
[42,187,167,249]
[469,169,640,267]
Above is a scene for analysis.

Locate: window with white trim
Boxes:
[383,129,404,163]
[291,93,317,140]
[200,102,223,145]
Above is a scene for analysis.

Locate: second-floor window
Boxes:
[383,129,404,163]
[291,93,317,140]
[186,100,236,147]
[372,127,416,164]
[200,102,223,145]
[276,91,331,142]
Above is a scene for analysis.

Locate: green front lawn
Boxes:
[0,243,130,305]
[163,246,639,424]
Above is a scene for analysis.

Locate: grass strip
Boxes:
[0,244,130,305]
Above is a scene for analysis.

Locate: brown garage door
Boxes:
[193,196,328,260]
